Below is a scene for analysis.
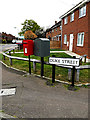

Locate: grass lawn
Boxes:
[2,50,89,84]
[11,48,65,53]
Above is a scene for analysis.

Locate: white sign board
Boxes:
[0,88,16,96]
[49,57,80,67]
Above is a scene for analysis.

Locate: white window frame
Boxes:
[79,5,86,18]
[64,34,67,44]
[70,12,74,22]
[77,32,84,46]
[64,17,68,25]
[60,26,62,30]
[52,29,54,32]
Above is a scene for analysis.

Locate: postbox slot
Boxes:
[23,42,27,44]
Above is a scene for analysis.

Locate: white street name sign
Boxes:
[49,57,80,67]
[0,88,16,96]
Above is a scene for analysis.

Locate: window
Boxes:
[60,26,62,30]
[70,12,74,22]
[64,17,68,25]
[77,32,84,46]
[52,29,54,32]
[79,5,86,18]
[64,35,67,44]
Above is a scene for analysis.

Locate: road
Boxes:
[1,63,89,119]
[0,44,18,53]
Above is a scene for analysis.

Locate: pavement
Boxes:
[0,44,18,53]
[0,62,89,119]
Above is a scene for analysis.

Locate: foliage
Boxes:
[2,39,7,43]
[19,19,43,37]
[24,30,37,40]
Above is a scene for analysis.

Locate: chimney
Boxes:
[55,21,57,24]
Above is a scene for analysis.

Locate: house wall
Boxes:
[88,2,90,58]
[50,41,60,49]
[62,2,89,58]
[51,26,61,39]
[46,25,61,49]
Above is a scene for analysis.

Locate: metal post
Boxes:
[52,55,55,83]
[71,56,76,87]
[29,55,31,74]
[41,57,44,77]
[52,64,55,83]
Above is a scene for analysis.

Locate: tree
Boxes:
[19,19,42,36]
[24,30,37,40]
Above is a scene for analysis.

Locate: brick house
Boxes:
[59,0,90,58]
[2,32,15,43]
[46,21,61,49]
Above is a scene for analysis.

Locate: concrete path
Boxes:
[1,62,89,119]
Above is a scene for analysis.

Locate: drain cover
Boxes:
[0,88,16,96]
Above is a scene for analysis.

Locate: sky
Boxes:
[0,0,82,37]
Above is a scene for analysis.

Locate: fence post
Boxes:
[76,69,80,81]
[10,58,12,66]
[13,49,14,54]
[52,55,55,83]
[84,55,86,63]
[68,69,71,81]
[3,55,5,60]
[33,61,36,72]
[9,51,11,56]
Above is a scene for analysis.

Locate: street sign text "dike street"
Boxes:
[49,57,80,67]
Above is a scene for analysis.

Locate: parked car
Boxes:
[16,40,23,44]
[12,39,17,44]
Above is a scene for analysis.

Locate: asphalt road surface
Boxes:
[0,44,18,53]
[1,63,89,119]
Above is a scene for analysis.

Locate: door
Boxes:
[69,34,73,51]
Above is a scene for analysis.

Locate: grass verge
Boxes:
[1,51,90,84]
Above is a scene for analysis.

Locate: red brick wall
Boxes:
[51,26,61,39]
[88,2,90,58]
[62,3,89,58]
[46,31,52,40]
[50,41,60,49]
[46,26,61,40]
[46,25,61,49]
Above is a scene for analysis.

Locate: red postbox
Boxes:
[23,40,34,56]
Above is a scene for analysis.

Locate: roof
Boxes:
[46,21,61,32]
[51,21,61,29]
[59,0,90,19]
